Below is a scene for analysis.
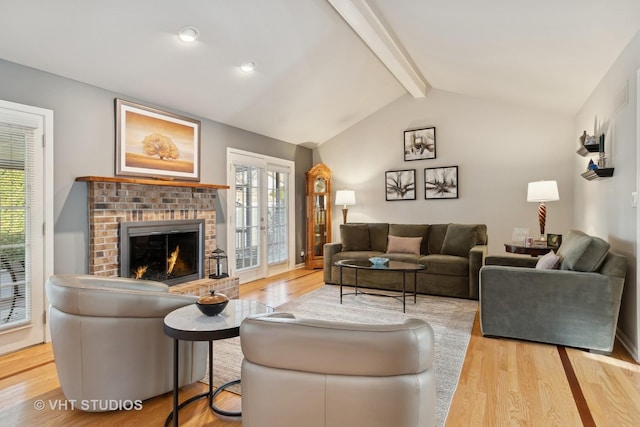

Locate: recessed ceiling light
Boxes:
[178,26,198,43]
[240,61,256,72]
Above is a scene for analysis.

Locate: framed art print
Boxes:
[385,169,416,201]
[115,98,201,181]
[404,127,436,161]
[546,233,562,248]
[424,166,458,199]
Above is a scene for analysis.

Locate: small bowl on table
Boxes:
[369,257,389,266]
[196,290,229,316]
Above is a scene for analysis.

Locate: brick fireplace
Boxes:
[77,176,239,298]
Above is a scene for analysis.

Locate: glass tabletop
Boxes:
[336,259,425,271]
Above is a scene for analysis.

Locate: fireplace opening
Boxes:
[119,219,205,286]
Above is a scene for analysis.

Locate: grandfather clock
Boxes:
[305,163,332,269]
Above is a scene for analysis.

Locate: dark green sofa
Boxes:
[479,229,627,354]
[323,223,488,300]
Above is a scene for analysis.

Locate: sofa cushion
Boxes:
[418,255,468,276]
[427,224,449,254]
[386,235,422,255]
[368,223,390,252]
[535,250,560,270]
[441,224,478,258]
[389,224,430,254]
[557,230,610,272]
[340,224,371,251]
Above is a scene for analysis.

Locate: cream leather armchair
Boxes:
[240,312,436,427]
[45,274,207,410]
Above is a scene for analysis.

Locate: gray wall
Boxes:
[315,88,575,256]
[0,58,312,275]
[574,30,640,360]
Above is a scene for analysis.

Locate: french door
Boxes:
[227,149,295,284]
[0,100,53,355]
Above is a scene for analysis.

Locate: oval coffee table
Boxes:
[163,299,273,426]
[336,259,425,313]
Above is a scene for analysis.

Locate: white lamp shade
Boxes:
[527,180,559,202]
[335,190,356,206]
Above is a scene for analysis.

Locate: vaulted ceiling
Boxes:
[1,0,639,145]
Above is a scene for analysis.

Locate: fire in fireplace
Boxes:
[119,219,205,286]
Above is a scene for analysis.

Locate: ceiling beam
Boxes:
[328,0,429,98]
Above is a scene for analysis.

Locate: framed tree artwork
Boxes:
[404,127,436,161]
[385,169,416,201]
[424,166,458,199]
[115,98,201,181]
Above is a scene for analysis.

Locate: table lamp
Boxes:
[527,180,559,242]
[335,189,356,224]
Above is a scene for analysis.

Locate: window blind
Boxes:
[0,117,35,328]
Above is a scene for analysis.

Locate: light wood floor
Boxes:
[1,269,639,426]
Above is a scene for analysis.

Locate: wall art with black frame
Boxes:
[404,127,436,161]
[424,166,458,199]
[385,169,416,201]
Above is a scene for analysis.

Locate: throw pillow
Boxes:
[386,235,422,255]
[368,223,390,252]
[441,224,478,258]
[389,224,430,254]
[557,230,609,272]
[535,250,560,270]
[340,224,371,252]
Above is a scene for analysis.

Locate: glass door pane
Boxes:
[234,165,261,271]
[267,169,288,264]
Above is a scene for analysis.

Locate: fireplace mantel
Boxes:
[76,176,229,189]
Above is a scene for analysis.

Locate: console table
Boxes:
[504,242,555,257]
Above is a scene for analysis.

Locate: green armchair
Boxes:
[479,230,626,354]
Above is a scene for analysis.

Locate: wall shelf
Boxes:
[576,144,601,156]
[580,168,614,181]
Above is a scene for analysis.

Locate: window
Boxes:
[0,120,33,329]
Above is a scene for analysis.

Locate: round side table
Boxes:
[163,299,273,427]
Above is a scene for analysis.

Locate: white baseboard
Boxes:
[616,327,639,362]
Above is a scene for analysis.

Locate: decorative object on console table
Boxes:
[305,163,332,269]
[115,98,201,181]
[424,166,458,199]
[335,189,356,224]
[385,169,416,201]
[526,180,559,243]
[511,227,530,245]
[404,127,436,161]
[208,247,228,279]
[546,233,562,248]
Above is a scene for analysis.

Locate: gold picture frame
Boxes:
[115,98,201,181]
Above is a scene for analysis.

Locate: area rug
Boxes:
[206,285,478,426]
